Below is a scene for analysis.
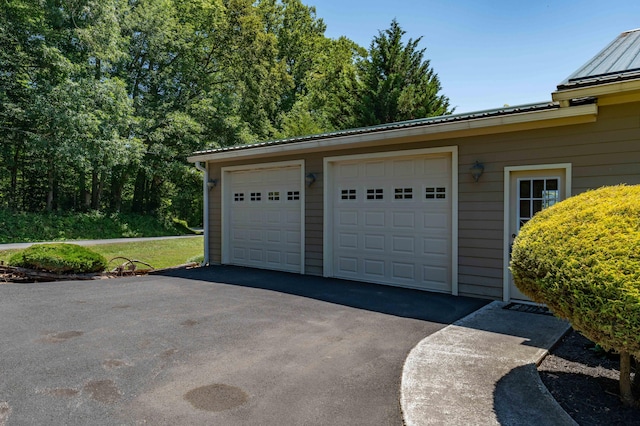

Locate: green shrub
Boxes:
[510,184,640,405]
[9,243,108,274]
[0,210,189,244]
[172,218,200,235]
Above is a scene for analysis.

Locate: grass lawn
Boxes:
[0,236,204,271]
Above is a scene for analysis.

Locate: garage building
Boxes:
[189,29,640,301]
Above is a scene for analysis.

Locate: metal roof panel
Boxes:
[190,101,559,157]
[558,29,640,90]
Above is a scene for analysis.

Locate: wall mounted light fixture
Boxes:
[470,161,485,182]
[207,179,218,189]
[305,173,317,187]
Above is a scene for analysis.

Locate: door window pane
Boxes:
[533,180,545,198]
[518,177,561,231]
[519,200,531,218]
[533,200,542,213]
[519,180,530,198]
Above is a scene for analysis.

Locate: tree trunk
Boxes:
[80,173,90,210]
[9,144,20,209]
[132,169,147,213]
[91,170,100,210]
[620,351,637,406]
[46,170,54,212]
[109,168,126,212]
[97,170,106,209]
[90,169,106,211]
[147,175,162,213]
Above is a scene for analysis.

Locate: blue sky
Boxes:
[310,0,640,113]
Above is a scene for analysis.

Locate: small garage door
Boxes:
[329,153,452,292]
[224,164,303,273]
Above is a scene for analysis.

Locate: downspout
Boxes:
[194,161,209,266]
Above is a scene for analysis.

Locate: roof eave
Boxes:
[188,104,598,164]
[553,78,640,103]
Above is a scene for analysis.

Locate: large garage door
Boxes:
[224,164,303,273]
[330,154,452,292]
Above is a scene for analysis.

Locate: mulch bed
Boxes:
[538,329,640,425]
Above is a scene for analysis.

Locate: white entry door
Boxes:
[224,164,303,273]
[329,153,452,292]
[507,167,568,300]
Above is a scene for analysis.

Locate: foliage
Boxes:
[172,217,200,235]
[9,243,108,274]
[0,2,452,222]
[0,237,203,270]
[355,19,452,126]
[510,184,640,405]
[92,236,203,270]
[0,209,187,243]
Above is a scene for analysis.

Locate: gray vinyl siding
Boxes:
[204,101,640,300]
[454,101,640,299]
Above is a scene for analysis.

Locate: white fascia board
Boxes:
[187,104,598,164]
[552,79,640,102]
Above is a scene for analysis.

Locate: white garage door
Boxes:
[330,154,452,292]
[225,164,303,273]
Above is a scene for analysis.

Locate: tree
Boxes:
[258,0,325,115]
[4,2,459,226]
[355,19,452,126]
[510,185,640,406]
[276,36,365,137]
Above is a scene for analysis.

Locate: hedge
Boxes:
[9,243,108,274]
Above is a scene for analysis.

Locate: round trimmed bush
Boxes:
[510,184,640,404]
[9,243,108,274]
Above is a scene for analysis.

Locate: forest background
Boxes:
[1,0,451,229]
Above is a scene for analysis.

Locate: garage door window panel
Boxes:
[366,188,384,200]
[394,188,413,199]
[426,187,447,200]
[341,189,357,200]
[268,191,280,201]
[287,191,300,201]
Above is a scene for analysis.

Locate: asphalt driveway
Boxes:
[0,266,486,425]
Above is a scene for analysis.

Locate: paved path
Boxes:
[0,265,486,425]
[401,301,575,425]
[0,235,202,251]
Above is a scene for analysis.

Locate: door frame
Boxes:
[221,159,306,274]
[502,163,572,301]
[323,146,458,295]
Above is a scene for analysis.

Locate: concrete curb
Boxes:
[401,301,576,425]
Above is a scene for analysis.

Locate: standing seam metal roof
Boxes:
[558,28,640,90]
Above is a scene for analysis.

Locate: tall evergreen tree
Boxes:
[355,19,452,126]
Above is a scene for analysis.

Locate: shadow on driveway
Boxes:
[158,265,488,324]
[0,266,488,425]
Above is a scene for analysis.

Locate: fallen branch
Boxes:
[0,265,101,282]
[108,257,154,276]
